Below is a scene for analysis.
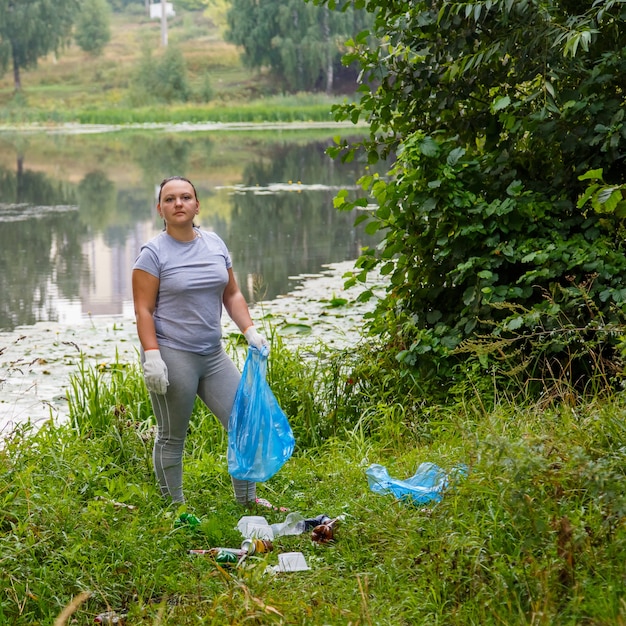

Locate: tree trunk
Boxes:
[323,8,333,94]
[293,9,302,89]
[12,45,21,91]
[16,155,24,203]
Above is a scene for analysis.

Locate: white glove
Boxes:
[244,326,270,354]
[143,349,169,395]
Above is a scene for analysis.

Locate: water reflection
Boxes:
[0,130,379,333]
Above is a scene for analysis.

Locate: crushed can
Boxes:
[241,538,273,555]
[213,549,239,565]
[303,514,332,531]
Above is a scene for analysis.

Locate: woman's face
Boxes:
[158,179,199,226]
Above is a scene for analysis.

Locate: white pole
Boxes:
[160,1,168,47]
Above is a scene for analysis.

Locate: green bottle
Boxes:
[175,512,201,528]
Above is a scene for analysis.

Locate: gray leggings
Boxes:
[146,344,255,505]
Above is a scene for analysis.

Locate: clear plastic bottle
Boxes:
[270,512,306,536]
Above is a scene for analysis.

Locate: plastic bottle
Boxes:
[311,517,340,544]
[175,512,201,528]
[270,512,306,536]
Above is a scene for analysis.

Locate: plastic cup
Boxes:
[277,552,309,572]
[236,515,274,540]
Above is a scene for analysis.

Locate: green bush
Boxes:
[130,44,190,105]
[326,1,626,400]
[74,0,112,57]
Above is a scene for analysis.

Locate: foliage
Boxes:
[66,351,153,436]
[225,0,374,93]
[0,0,80,89]
[2,343,626,624]
[131,43,191,105]
[75,0,112,57]
[319,0,626,397]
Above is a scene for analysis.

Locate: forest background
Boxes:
[1,1,626,625]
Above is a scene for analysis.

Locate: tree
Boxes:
[226,0,374,92]
[317,0,626,397]
[0,0,79,90]
[75,0,111,56]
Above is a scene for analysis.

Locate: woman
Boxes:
[132,175,268,505]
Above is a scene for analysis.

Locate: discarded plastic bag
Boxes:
[228,346,295,482]
[366,462,457,505]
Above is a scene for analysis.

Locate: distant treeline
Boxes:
[0,0,374,95]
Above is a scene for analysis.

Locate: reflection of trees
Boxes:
[0,164,83,330]
[54,217,89,303]
[130,134,207,190]
[222,142,380,303]
[0,221,55,330]
[77,171,117,232]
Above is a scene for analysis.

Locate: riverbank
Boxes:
[0,260,383,433]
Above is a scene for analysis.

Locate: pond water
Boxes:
[0,124,385,429]
[0,125,379,332]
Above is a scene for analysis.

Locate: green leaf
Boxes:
[506,316,524,331]
[578,169,604,182]
[491,95,511,112]
[365,221,381,235]
[419,137,440,157]
[447,147,465,166]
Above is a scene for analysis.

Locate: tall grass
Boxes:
[0,99,344,126]
[1,340,624,624]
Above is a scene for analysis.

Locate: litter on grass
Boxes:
[271,552,310,573]
[366,462,465,505]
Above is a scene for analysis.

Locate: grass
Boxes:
[1,335,625,624]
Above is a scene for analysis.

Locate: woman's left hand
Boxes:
[244,327,270,353]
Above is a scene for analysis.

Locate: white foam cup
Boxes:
[278,552,309,572]
[236,515,272,538]
[247,523,274,540]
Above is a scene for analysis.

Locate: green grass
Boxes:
[1,336,625,624]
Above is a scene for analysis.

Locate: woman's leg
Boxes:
[147,346,200,504]
[197,348,256,505]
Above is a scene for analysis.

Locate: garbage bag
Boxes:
[228,346,295,482]
[365,462,453,505]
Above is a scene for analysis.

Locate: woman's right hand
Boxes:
[143,349,169,394]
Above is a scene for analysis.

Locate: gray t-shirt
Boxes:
[133,229,233,355]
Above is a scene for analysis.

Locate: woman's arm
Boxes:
[132,269,160,351]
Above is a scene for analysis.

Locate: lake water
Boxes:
[0,124,378,332]
[0,123,383,428]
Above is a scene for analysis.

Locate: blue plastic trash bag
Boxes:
[366,462,454,505]
[228,346,295,482]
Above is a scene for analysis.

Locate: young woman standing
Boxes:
[132,176,268,505]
